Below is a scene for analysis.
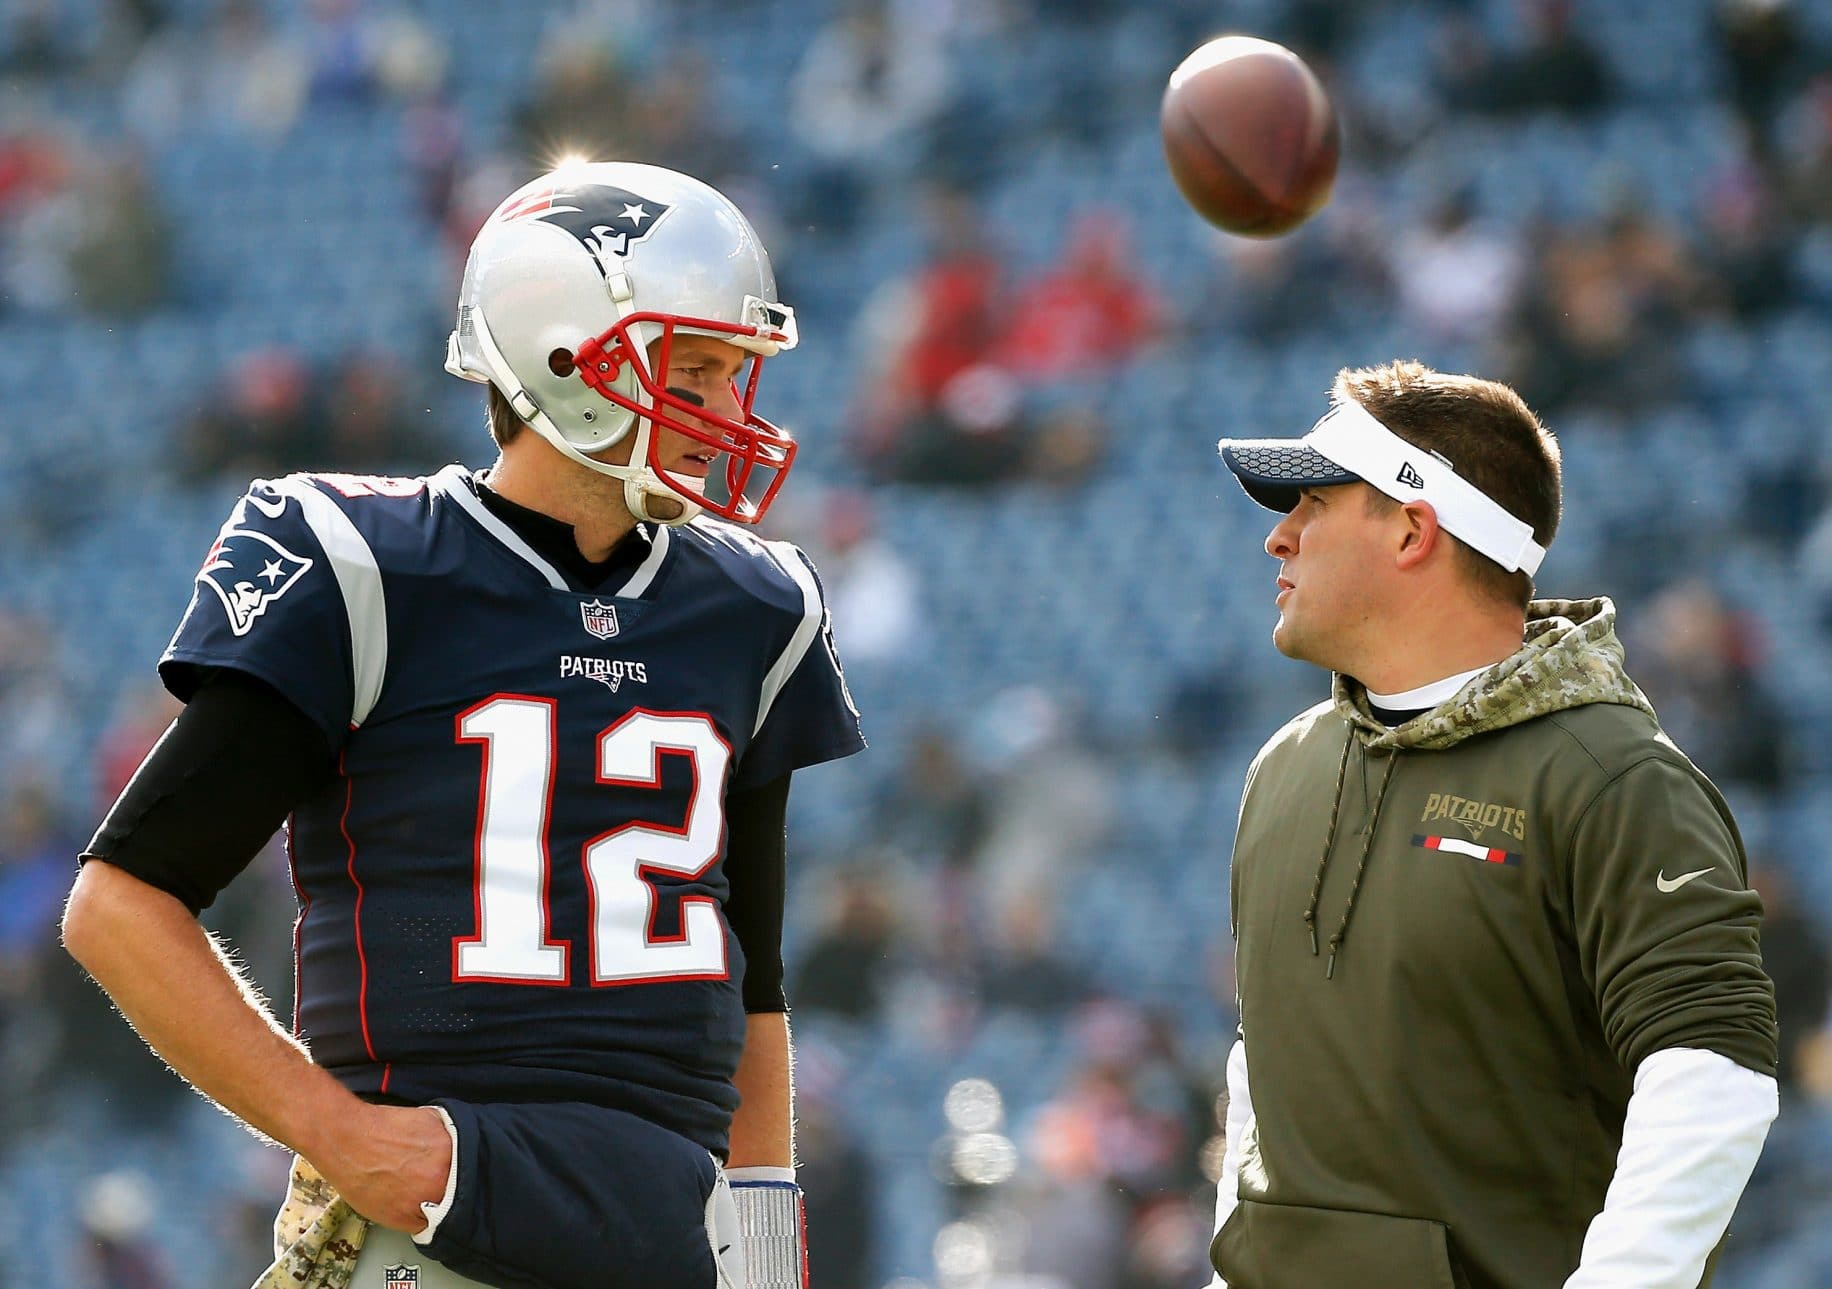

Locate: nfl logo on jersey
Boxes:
[384,1266,419,1288]
[580,598,620,640]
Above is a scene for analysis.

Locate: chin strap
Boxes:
[725,1166,807,1289]
[624,474,702,526]
[464,298,698,524]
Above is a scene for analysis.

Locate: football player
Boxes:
[63,161,864,1289]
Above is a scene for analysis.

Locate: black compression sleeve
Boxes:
[724,773,791,1014]
[83,669,334,914]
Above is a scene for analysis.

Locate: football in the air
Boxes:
[1160,35,1341,237]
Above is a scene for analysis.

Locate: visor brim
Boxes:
[1218,440,1362,512]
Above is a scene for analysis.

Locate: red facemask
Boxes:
[572,311,797,524]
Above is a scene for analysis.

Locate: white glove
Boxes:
[726,1165,806,1289]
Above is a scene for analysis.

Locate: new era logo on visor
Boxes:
[1396,462,1426,489]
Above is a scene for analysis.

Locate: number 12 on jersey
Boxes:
[454,697,732,987]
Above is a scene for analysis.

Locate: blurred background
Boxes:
[0,0,1829,1284]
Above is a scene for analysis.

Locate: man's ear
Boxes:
[1395,500,1442,571]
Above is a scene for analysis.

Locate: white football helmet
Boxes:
[446,161,799,525]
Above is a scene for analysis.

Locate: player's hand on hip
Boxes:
[319,1102,455,1234]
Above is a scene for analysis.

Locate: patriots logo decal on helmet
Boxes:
[199,529,314,637]
[496,183,674,279]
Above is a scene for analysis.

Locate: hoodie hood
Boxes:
[1335,597,1657,752]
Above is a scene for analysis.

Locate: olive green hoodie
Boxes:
[1214,598,1776,1289]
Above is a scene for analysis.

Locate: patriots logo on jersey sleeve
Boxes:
[498,183,673,279]
[199,529,314,636]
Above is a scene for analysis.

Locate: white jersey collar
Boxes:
[431,464,671,598]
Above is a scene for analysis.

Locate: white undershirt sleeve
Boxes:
[1206,1035,1253,1289]
[1564,1046,1778,1288]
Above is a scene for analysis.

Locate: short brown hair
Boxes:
[486,384,525,448]
[1335,360,1561,608]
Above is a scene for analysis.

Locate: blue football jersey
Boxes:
[161,466,864,1156]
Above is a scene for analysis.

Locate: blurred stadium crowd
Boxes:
[0,0,1830,1284]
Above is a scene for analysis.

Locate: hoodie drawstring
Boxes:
[1301,734,1356,958]
[1325,750,1400,979]
[1301,731,1402,979]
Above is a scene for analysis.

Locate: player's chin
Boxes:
[1270,616,1304,660]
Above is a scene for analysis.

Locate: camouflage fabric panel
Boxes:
[1334,596,1656,752]
[249,1154,368,1289]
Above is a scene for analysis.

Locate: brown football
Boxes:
[1160,35,1341,237]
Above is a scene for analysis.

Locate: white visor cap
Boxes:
[1217,399,1546,576]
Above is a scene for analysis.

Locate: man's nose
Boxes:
[709,380,744,422]
[1266,516,1298,559]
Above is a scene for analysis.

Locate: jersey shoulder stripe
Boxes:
[681,518,833,735]
[753,542,824,736]
[252,475,389,727]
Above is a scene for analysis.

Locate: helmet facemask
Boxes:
[569,307,798,526]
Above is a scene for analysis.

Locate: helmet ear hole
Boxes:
[548,348,576,377]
